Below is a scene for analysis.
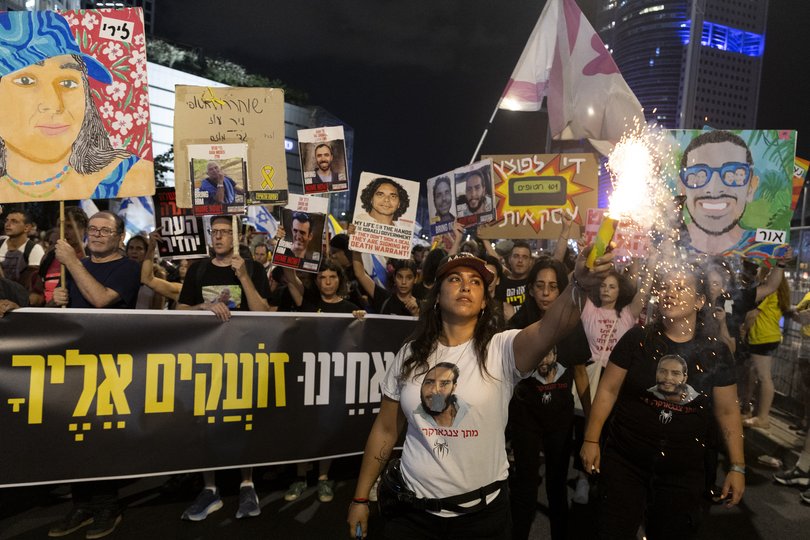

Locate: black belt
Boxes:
[410,479,506,514]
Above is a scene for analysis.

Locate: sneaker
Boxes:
[801,487,810,504]
[774,466,810,487]
[572,476,589,505]
[181,488,223,521]
[369,477,380,503]
[85,508,122,540]
[284,480,307,501]
[48,508,94,537]
[317,479,334,503]
[235,485,261,519]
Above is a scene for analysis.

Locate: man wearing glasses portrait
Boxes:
[678,130,759,255]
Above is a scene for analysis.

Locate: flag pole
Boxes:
[469,98,503,164]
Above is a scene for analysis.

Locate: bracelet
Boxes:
[351,498,370,505]
[583,439,599,444]
[728,464,746,475]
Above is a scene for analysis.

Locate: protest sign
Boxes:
[187,143,248,216]
[173,86,287,208]
[272,194,328,273]
[664,129,796,258]
[298,126,349,194]
[0,310,415,486]
[453,160,497,228]
[153,187,208,260]
[477,154,598,240]
[583,208,650,260]
[0,8,154,203]
[792,157,809,211]
[349,173,420,260]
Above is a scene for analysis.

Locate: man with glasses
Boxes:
[53,211,139,309]
[176,215,270,522]
[49,211,139,538]
[679,130,759,255]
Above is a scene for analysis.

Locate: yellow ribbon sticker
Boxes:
[261,165,275,189]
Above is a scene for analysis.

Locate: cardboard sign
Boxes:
[349,172,420,260]
[272,194,328,273]
[173,86,287,207]
[0,9,154,203]
[298,126,349,194]
[478,154,598,239]
[792,156,809,211]
[664,129,796,258]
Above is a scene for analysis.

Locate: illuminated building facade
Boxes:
[595,0,768,129]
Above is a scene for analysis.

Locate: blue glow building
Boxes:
[593,0,768,129]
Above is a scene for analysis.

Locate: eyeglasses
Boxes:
[680,162,751,189]
[87,226,117,237]
[207,228,233,238]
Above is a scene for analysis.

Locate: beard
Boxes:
[656,382,685,396]
[421,393,456,416]
[687,197,743,236]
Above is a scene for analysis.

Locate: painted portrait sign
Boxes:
[0,9,154,203]
[297,126,348,195]
[174,85,287,208]
[664,129,796,259]
[349,172,420,260]
[477,153,598,240]
[272,194,327,273]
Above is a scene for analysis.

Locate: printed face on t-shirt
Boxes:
[655,356,688,398]
[202,285,241,309]
[420,364,458,426]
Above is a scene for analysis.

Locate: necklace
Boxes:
[3,165,70,199]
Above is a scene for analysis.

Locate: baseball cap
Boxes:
[435,252,495,287]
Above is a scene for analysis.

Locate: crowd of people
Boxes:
[2,203,810,539]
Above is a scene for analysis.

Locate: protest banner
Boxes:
[272,194,328,273]
[0,310,416,487]
[477,153,598,240]
[349,172,419,260]
[0,8,154,203]
[153,188,208,260]
[664,129,796,258]
[188,143,248,216]
[298,126,349,194]
[173,86,287,208]
[583,208,650,260]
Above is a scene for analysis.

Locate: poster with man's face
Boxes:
[349,172,420,260]
[0,9,154,203]
[426,173,456,238]
[298,126,348,195]
[664,129,796,259]
[188,143,248,216]
[454,160,496,228]
[272,194,327,273]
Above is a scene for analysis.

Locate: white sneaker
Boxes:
[572,476,589,505]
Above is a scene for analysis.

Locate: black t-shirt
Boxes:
[179,259,270,310]
[606,325,735,471]
[0,277,29,306]
[67,257,140,309]
[303,297,359,313]
[510,314,591,432]
[495,276,528,312]
[370,283,414,316]
[720,286,757,342]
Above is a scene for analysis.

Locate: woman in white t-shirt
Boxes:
[346,250,612,539]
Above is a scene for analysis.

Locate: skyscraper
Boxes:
[594,0,768,129]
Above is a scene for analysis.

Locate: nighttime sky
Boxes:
[154,0,810,186]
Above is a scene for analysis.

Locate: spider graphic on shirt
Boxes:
[659,409,673,424]
[433,438,450,458]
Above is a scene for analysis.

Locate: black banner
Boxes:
[0,309,416,487]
